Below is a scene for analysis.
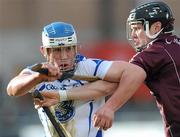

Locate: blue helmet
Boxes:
[42,22,77,47]
[42,22,78,73]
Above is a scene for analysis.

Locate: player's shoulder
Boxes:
[149,34,180,49]
[142,39,165,54]
[76,54,86,62]
[77,54,104,64]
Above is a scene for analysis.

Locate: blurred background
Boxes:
[0,0,179,137]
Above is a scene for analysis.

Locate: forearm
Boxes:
[67,88,104,101]
[103,62,146,112]
[7,73,43,96]
[37,80,118,107]
[67,80,117,101]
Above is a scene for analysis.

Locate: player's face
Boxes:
[42,45,77,71]
[130,23,149,49]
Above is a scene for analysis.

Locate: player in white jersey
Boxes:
[7,22,143,136]
[7,22,114,137]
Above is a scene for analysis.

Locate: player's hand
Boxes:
[93,106,115,130]
[33,91,60,108]
[40,63,62,82]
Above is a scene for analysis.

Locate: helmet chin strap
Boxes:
[145,21,164,39]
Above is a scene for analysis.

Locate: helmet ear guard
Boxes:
[144,21,163,39]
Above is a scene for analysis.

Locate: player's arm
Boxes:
[7,64,61,97]
[34,80,118,108]
[7,71,43,96]
[103,61,146,111]
[93,61,146,130]
[67,80,118,100]
[35,60,133,107]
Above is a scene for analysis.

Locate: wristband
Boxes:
[58,90,68,102]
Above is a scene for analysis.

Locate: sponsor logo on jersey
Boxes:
[46,84,59,90]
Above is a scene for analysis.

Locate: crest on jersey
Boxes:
[55,100,75,123]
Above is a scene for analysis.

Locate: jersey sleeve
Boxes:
[75,58,113,79]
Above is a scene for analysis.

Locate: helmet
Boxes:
[127,1,174,40]
[42,22,78,72]
[42,22,77,47]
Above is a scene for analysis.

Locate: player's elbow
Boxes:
[7,85,15,96]
[123,64,146,89]
[7,84,20,96]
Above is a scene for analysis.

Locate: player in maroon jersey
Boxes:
[93,2,180,137]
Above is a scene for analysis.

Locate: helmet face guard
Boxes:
[44,45,78,72]
[42,22,78,72]
[126,19,144,41]
[126,19,147,52]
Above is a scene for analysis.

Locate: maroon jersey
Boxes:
[130,34,180,137]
